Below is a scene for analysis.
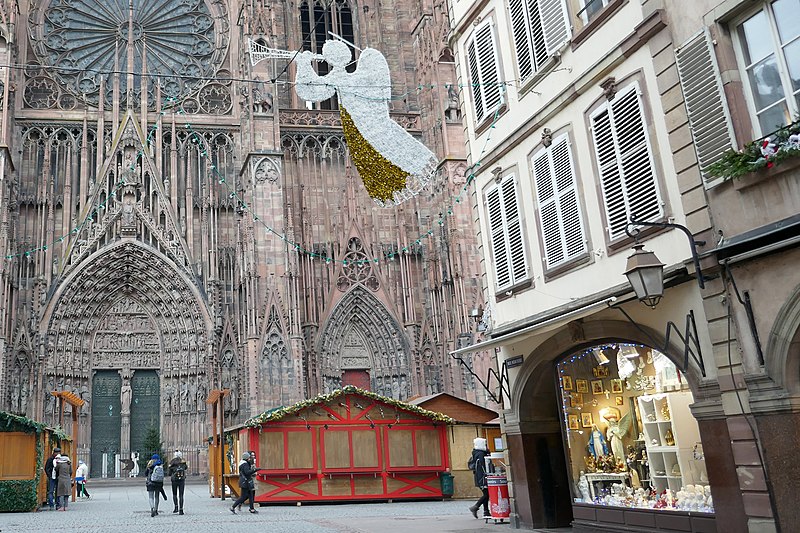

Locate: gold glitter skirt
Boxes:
[340,107,408,203]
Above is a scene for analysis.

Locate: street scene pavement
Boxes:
[0,479,516,533]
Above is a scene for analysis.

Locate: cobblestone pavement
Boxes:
[0,480,511,533]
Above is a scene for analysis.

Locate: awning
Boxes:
[450,297,617,356]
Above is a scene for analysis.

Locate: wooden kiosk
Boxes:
[0,411,71,512]
[233,386,453,503]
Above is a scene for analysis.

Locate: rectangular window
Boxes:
[576,0,610,24]
[485,174,529,290]
[590,83,663,241]
[531,134,587,269]
[509,0,570,82]
[735,0,800,135]
[466,19,503,123]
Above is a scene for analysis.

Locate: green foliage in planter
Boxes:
[707,122,800,180]
[0,479,38,512]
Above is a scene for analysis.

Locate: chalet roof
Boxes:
[407,392,499,424]
[0,411,70,439]
[244,385,454,427]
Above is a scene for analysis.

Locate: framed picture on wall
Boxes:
[581,412,594,428]
[591,380,604,395]
[561,375,574,391]
[568,414,580,430]
[570,393,583,408]
[615,396,624,406]
[576,379,589,393]
[592,366,610,378]
[611,379,623,394]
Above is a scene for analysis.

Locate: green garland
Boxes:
[244,385,454,427]
[0,480,39,512]
[706,122,800,180]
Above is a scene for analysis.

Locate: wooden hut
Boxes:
[231,386,453,503]
[408,393,500,499]
[0,411,71,512]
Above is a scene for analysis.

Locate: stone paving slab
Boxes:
[0,480,511,533]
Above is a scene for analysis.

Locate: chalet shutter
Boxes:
[532,135,587,269]
[510,0,570,83]
[486,175,528,290]
[591,83,663,241]
[675,29,735,180]
[467,20,501,122]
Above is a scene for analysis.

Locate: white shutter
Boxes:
[510,0,534,81]
[532,135,587,269]
[502,175,528,284]
[539,0,570,55]
[675,29,736,180]
[466,39,484,121]
[592,83,663,241]
[486,175,528,290]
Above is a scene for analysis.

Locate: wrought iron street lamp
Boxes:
[624,243,665,308]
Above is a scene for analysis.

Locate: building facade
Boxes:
[449,0,799,531]
[0,0,494,476]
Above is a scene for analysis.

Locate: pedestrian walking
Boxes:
[144,453,167,517]
[44,447,60,510]
[229,452,258,514]
[168,450,188,515]
[468,437,492,519]
[54,453,72,511]
[75,460,91,499]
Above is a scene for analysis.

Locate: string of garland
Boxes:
[705,120,800,180]
[1,61,522,102]
[6,88,502,263]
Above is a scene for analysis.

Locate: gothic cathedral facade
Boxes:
[0,0,491,471]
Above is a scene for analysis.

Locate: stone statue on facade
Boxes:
[120,377,132,415]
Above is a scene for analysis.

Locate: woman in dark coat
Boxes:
[144,454,166,517]
[230,452,258,514]
[468,437,492,519]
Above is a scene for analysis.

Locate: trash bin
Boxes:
[439,472,454,497]
[487,474,510,519]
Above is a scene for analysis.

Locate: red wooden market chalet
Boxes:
[227,385,455,504]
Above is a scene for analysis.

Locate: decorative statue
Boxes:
[120,378,132,415]
[577,471,591,502]
[601,407,631,463]
[294,40,437,206]
[587,424,609,460]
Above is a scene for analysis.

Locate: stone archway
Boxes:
[38,240,214,469]
[318,285,410,399]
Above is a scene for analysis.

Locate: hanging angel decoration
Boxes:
[254,38,438,206]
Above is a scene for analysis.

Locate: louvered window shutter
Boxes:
[510,0,535,81]
[675,29,735,180]
[592,83,663,241]
[532,135,587,269]
[467,20,501,122]
[486,176,528,290]
[539,0,570,56]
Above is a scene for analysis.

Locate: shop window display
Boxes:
[558,343,713,513]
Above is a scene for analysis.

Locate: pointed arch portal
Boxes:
[318,286,411,399]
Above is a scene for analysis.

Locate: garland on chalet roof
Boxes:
[244,385,454,427]
[706,121,800,180]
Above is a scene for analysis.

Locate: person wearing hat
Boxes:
[168,450,188,515]
[468,437,492,519]
[144,453,167,517]
[54,453,73,511]
[75,460,90,499]
[229,452,258,514]
[44,447,61,510]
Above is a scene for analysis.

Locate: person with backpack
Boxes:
[145,453,166,517]
[468,437,492,519]
[168,450,188,515]
[229,452,258,514]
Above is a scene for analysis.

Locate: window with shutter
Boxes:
[532,134,587,269]
[466,20,502,123]
[675,29,736,181]
[508,0,570,83]
[591,83,663,241]
[485,175,529,290]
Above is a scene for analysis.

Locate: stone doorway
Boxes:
[90,371,121,477]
